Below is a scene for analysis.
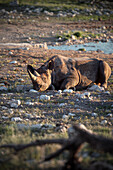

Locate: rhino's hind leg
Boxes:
[98,61,111,89]
[60,77,79,90]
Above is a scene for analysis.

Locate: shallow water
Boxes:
[48,40,113,54]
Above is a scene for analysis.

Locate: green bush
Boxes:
[73,31,82,37]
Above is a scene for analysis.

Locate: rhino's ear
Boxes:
[48,60,54,70]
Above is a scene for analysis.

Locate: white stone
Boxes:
[2,106,7,109]
[89,85,104,92]
[18,78,24,82]
[8,109,14,114]
[0,83,5,86]
[104,91,110,95]
[74,105,79,108]
[2,116,9,120]
[25,102,34,105]
[106,113,112,117]
[9,51,13,55]
[59,103,66,107]
[0,86,8,91]
[83,92,91,97]
[29,89,38,93]
[40,95,50,100]
[62,115,68,119]
[100,120,107,125]
[9,60,17,64]
[10,103,18,108]
[91,112,98,117]
[11,117,23,122]
[63,89,73,93]
[68,113,75,116]
[58,90,62,94]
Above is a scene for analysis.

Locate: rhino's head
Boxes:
[27,65,51,91]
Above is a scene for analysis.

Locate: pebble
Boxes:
[9,51,13,55]
[10,100,21,108]
[16,85,25,92]
[2,106,7,109]
[91,112,98,117]
[59,103,66,107]
[63,89,73,93]
[68,113,75,116]
[106,113,112,117]
[89,85,104,92]
[18,78,24,82]
[8,109,14,114]
[104,91,110,95]
[62,114,68,119]
[40,95,50,100]
[100,120,107,125]
[58,90,62,94]
[25,102,34,106]
[29,89,38,93]
[2,116,9,120]
[11,117,23,122]
[0,86,8,91]
[9,61,17,64]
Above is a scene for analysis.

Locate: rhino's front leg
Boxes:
[60,77,79,90]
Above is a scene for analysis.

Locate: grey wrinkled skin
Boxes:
[27,55,111,91]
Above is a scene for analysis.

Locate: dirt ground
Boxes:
[0,17,113,126]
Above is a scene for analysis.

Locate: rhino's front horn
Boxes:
[28,70,37,81]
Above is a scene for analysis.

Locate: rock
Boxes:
[8,109,14,114]
[75,93,86,99]
[59,103,66,107]
[9,51,13,55]
[25,101,34,106]
[106,113,112,117]
[83,92,91,97]
[16,85,25,92]
[10,100,21,108]
[58,90,62,94]
[68,113,75,116]
[104,91,110,95]
[18,78,24,82]
[89,85,104,92]
[100,120,107,125]
[2,116,9,120]
[2,106,7,109]
[29,89,38,93]
[62,114,68,119]
[63,89,73,93]
[0,86,8,91]
[9,61,17,64]
[91,112,98,117]
[40,95,50,100]
[11,117,23,122]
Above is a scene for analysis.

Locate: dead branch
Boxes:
[0,124,113,169]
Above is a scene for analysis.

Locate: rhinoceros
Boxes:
[27,55,111,91]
